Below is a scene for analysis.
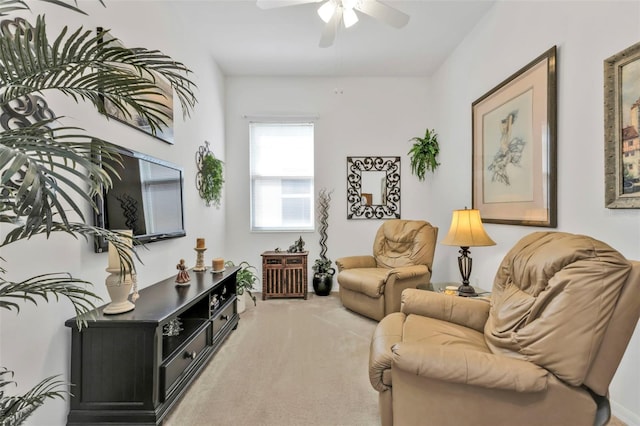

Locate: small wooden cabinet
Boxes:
[261,251,308,300]
[65,267,240,425]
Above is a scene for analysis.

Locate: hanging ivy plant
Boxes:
[196,142,224,207]
[408,128,440,181]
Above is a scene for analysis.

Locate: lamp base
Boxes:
[457,284,477,297]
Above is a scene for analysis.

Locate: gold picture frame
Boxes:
[604,41,640,208]
[472,46,557,227]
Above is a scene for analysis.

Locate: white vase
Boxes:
[236,292,246,314]
[104,269,135,315]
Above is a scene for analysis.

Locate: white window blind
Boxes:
[250,122,314,231]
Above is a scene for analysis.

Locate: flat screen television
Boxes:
[93,144,186,253]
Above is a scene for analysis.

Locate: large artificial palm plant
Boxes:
[0,0,197,423]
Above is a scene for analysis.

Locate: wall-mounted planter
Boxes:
[196,141,224,208]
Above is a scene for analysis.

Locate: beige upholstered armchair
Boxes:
[369,231,640,426]
[335,219,438,321]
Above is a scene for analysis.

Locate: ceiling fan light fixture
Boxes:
[317,1,336,23]
[343,7,358,28]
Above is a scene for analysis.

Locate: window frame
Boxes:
[249,121,315,232]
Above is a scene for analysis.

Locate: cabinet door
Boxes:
[69,325,157,411]
[263,256,283,296]
[283,256,305,296]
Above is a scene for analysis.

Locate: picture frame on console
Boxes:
[97,28,175,144]
[604,41,640,208]
[472,46,557,227]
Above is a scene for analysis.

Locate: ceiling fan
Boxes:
[256,0,410,48]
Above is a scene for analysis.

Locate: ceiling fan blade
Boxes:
[355,0,410,28]
[256,0,322,10]
[319,7,342,48]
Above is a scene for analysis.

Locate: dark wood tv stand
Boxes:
[65,267,240,425]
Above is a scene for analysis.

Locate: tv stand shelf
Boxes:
[65,267,240,425]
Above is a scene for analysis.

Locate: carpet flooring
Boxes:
[164,293,627,426]
[164,293,379,426]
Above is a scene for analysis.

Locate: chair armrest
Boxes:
[400,288,489,333]
[382,267,433,315]
[335,255,376,271]
[369,312,406,392]
[387,264,430,280]
[392,342,549,392]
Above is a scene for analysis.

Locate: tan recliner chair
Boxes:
[335,219,438,321]
[369,231,640,426]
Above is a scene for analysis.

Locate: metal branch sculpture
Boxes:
[317,189,333,260]
[313,188,335,295]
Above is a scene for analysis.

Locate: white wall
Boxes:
[224,76,432,279]
[3,0,640,424]
[430,1,640,423]
[0,2,227,425]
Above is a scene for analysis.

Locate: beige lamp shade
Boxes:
[441,208,496,247]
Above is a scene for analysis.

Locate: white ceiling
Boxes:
[167,0,496,77]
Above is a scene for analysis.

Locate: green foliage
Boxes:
[199,153,224,208]
[312,258,335,276]
[0,0,197,422]
[408,128,440,181]
[225,261,258,306]
[0,369,67,426]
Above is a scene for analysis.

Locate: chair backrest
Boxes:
[484,232,639,395]
[372,219,438,270]
[584,259,640,395]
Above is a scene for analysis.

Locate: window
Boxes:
[250,122,314,231]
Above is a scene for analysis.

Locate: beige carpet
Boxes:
[165,293,379,426]
[165,293,628,426]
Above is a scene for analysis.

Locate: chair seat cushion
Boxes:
[403,314,490,353]
[338,268,389,298]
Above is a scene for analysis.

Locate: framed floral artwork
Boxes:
[472,46,557,227]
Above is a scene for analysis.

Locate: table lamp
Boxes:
[441,208,495,296]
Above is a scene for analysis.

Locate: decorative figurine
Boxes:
[162,318,183,337]
[176,259,191,285]
[287,236,305,253]
[211,294,220,310]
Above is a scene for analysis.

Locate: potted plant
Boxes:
[225,260,258,313]
[312,258,336,296]
[312,189,335,296]
[0,0,196,422]
[408,128,440,181]
[197,143,224,208]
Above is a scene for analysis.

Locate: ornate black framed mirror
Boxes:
[347,156,400,219]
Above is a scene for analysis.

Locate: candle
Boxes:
[108,230,133,270]
[212,258,224,271]
[196,238,205,249]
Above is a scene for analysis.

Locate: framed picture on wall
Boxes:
[472,46,557,227]
[604,41,640,208]
[97,28,174,145]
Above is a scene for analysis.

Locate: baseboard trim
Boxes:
[611,399,640,425]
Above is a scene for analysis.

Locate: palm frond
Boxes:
[0,16,197,136]
[0,122,121,239]
[0,1,29,17]
[0,1,105,17]
[0,371,68,425]
[0,272,100,328]
[1,221,140,269]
